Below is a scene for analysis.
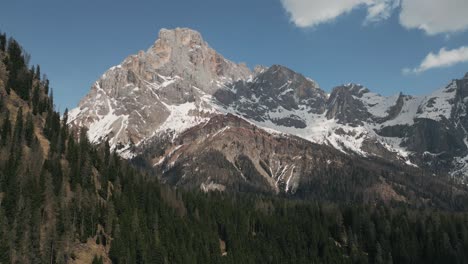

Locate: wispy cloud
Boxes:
[280,0,371,28]
[281,0,468,35]
[399,0,468,35]
[403,46,468,74]
[365,0,400,23]
[280,0,398,28]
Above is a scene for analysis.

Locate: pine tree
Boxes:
[49,87,53,108]
[31,84,40,114]
[12,107,24,148]
[30,65,35,81]
[0,60,8,92]
[24,112,34,146]
[0,33,6,52]
[18,67,32,100]
[62,108,68,128]
[44,78,49,95]
[0,206,10,261]
[6,38,25,96]
[58,108,69,154]
[35,64,40,80]
[375,242,384,264]
[0,112,11,146]
[92,255,104,264]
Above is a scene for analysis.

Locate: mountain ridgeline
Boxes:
[2,31,468,264]
[69,28,468,202]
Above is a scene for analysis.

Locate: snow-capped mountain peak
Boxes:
[69,28,252,157]
[69,28,468,182]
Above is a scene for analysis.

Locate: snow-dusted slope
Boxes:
[69,28,250,157]
[215,75,467,178]
[416,80,457,121]
[214,80,416,164]
[70,27,468,181]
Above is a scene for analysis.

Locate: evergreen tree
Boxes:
[12,107,23,148]
[44,78,49,95]
[58,108,69,154]
[2,33,468,264]
[35,64,40,80]
[24,112,34,146]
[0,33,6,52]
[31,84,40,114]
[6,38,26,97]
[0,60,8,92]
[0,112,11,146]
[0,207,10,263]
[92,255,104,264]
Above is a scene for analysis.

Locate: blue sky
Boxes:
[1,0,467,110]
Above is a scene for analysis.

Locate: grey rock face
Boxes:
[69,28,252,156]
[145,28,252,96]
[374,77,468,178]
[446,75,468,177]
[326,84,371,126]
[134,113,468,209]
[383,93,405,122]
[70,27,468,182]
[214,65,326,127]
[404,119,466,155]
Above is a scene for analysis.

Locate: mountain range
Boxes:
[69,28,468,200]
[2,27,468,263]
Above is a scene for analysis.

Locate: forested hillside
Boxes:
[1,33,468,264]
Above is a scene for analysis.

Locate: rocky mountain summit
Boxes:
[69,28,251,156]
[70,28,468,196]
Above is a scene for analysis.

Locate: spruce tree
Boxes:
[11,107,24,157]
[12,107,23,147]
[35,64,40,80]
[6,39,25,94]
[44,79,49,96]
[0,208,10,263]
[92,255,104,264]
[0,33,6,52]
[0,112,11,146]
[24,112,34,146]
[32,84,40,114]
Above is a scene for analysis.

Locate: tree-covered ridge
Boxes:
[1,32,468,264]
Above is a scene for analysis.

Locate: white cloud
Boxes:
[403,46,468,74]
[399,0,468,35]
[365,0,400,23]
[280,0,385,28]
[281,0,468,35]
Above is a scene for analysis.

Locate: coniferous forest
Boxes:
[1,33,468,264]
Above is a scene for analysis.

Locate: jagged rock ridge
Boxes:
[70,28,468,190]
[69,28,251,157]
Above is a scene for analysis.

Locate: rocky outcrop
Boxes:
[69,27,468,183]
[383,93,405,121]
[214,65,326,127]
[133,113,468,208]
[326,84,371,126]
[138,113,386,194]
[69,28,252,156]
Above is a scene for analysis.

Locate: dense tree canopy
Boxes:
[0,32,468,264]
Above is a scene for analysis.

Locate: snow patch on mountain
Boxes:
[156,101,212,139]
[416,81,457,121]
[69,28,468,182]
[219,99,410,160]
[357,92,399,118]
[381,96,424,126]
